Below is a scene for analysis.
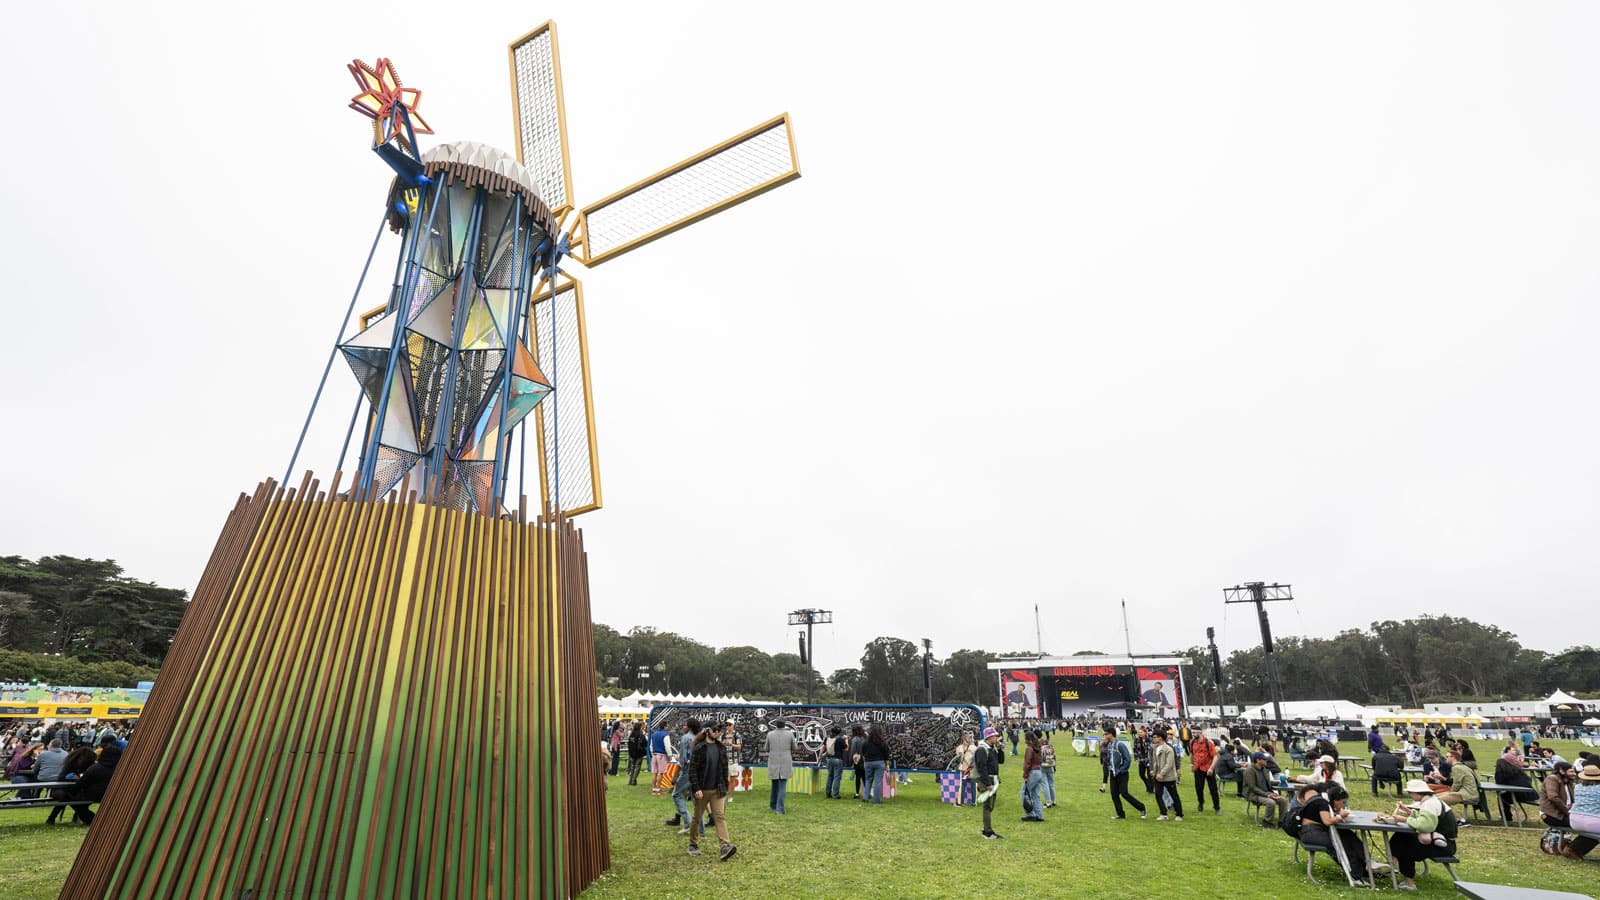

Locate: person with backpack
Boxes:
[953,731,977,807]
[848,725,867,800]
[626,723,648,786]
[824,726,848,800]
[1387,780,1458,890]
[1099,726,1146,820]
[1039,732,1058,810]
[1019,731,1045,822]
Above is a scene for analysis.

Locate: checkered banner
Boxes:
[938,772,962,804]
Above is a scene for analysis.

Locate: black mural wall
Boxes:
[647,704,987,771]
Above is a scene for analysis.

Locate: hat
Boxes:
[1251,752,1269,763]
[1318,755,1335,764]
[982,726,999,741]
[1579,765,1600,784]
[1404,779,1431,794]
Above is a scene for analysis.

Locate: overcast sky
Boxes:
[4,2,1598,680]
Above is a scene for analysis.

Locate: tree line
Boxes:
[1,556,1595,708]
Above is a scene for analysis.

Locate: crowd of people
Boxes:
[3,719,133,825]
[593,711,1599,884]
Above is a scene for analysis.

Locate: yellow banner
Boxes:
[0,702,142,719]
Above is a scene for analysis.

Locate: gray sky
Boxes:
[4,2,1598,680]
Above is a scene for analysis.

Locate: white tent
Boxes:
[1544,689,1588,708]
[1238,699,1373,722]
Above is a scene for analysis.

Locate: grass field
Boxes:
[4,739,1595,898]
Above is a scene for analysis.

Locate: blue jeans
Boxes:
[826,759,845,798]
[1023,769,1045,818]
[769,776,788,812]
[671,768,692,820]
[864,760,886,803]
[1041,766,1056,805]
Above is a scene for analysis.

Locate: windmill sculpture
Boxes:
[291,20,801,518]
[60,21,798,900]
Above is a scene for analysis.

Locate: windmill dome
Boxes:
[388,141,560,237]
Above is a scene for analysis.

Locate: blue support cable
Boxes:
[336,389,364,475]
[282,209,390,485]
[357,180,441,497]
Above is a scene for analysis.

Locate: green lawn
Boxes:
[6,740,1596,898]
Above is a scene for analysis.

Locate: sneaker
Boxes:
[664,816,681,826]
[719,844,737,862]
[687,844,701,856]
[1156,815,1167,821]
[1370,862,1392,876]
[1175,816,1184,822]
[1214,808,1221,815]
[1396,883,1416,891]
[677,826,690,835]
[986,831,1004,839]
[1431,836,1448,848]
[1140,812,1147,820]
[1112,815,1126,820]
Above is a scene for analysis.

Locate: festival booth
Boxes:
[988,655,1190,720]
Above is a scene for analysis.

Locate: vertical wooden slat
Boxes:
[61,476,612,900]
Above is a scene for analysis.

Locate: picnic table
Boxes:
[0,780,79,812]
[1337,755,1365,778]
[1476,782,1536,826]
[1454,881,1594,900]
[1337,808,1416,890]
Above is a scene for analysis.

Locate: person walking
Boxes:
[1150,728,1184,821]
[861,725,889,804]
[765,719,797,814]
[1019,731,1045,822]
[848,725,867,799]
[1189,732,1219,814]
[608,723,623,777]
[1039,731,1058,810]
[1099,726,1146,820]
[665,718,702,831]
[824,727,847,800]
[686,725,737,862]
[1134,726,1154,793]
[626,723,647,786]
[973,726,1006,839]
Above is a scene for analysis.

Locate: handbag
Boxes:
[1540,827,1570,855]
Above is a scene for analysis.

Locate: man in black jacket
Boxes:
[1371,745,1405,796]
[973,726,1006,839]
[686,725,737,862]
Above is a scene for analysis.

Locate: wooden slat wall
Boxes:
[59,476,611,899]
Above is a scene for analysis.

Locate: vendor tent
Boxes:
[1545,689,1589,708]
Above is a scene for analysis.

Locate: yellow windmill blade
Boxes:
[528,271,602,515]
[508,21,577,218]
[573,113,801,266]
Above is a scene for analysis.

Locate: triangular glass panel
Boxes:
[340,346,391,406]
[378,364,419,454]
[405,266,450,323]
[406,282,457,345]
[371,445,424,496]
[504,341,553,432]
[460,290,505,350]
[406,333,450,448]
[444,349,505,453]
[343,311,397,350]
[448,186,477,274]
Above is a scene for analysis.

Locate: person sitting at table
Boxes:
[1311,736,1339,763]
[1562,765,1600,860]
[1256,742,1282,780]
[1293,782,1383,884]
[1387,780,1459,891]
[1243,752,1290,827]
[1440,749,1481,819]
[1371,744,1405,796]
[1214,741,1244,795]
[1539,761,1576,829]
[1453,740,1477,771]
[1493,748,1537,822]
[1295,755,1344,789]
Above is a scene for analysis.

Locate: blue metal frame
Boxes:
[485,210,525,510]
[356,180,441,497]
[424,190,486,503]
